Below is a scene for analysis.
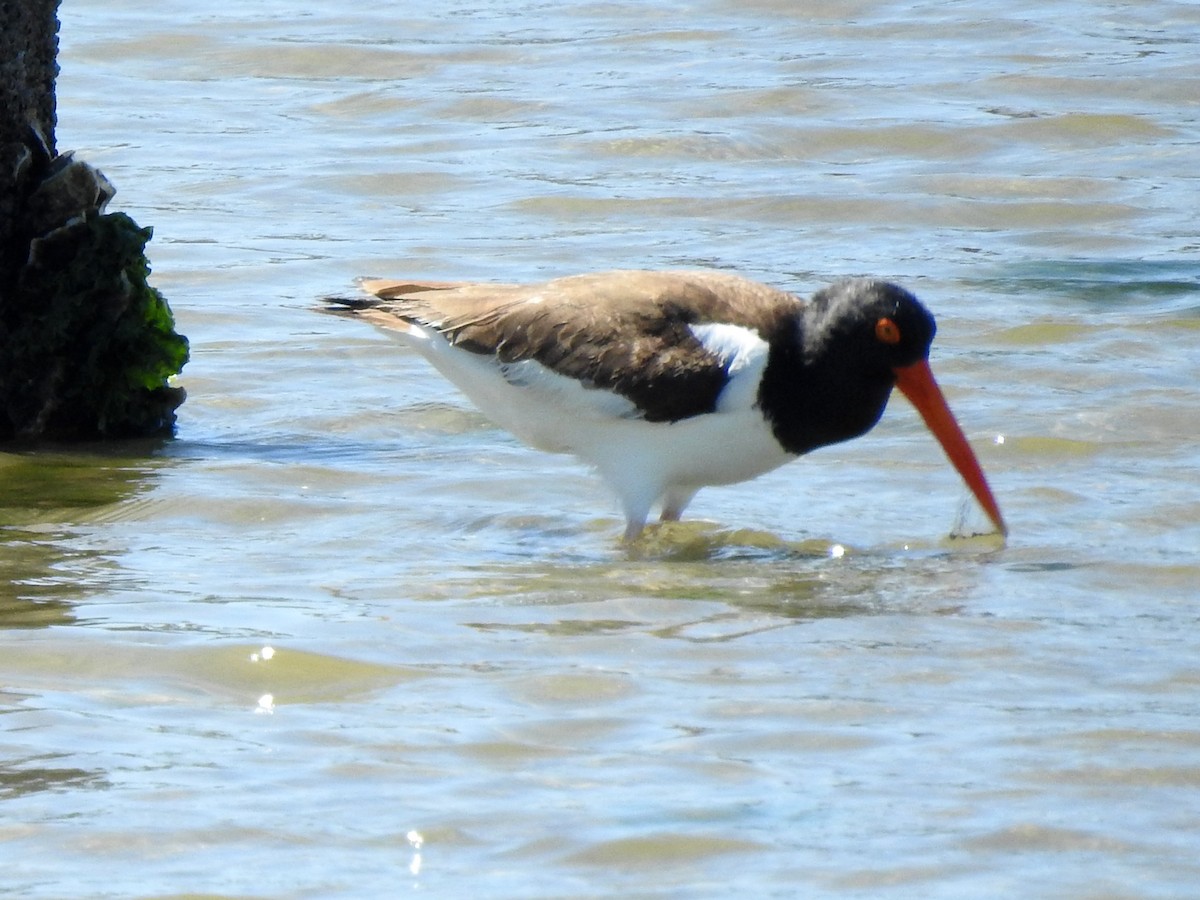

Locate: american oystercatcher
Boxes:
[325,270,1006,540]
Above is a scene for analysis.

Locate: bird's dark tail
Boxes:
[320,294,380,317]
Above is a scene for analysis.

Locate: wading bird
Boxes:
[325,270,1005,541]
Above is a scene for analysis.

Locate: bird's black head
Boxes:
[763,278,1007,536]
[802,278,937,374]
[759,279,939,455]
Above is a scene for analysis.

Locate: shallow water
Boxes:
[3,0,1199,896]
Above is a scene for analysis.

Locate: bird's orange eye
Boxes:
[875,317,901,345]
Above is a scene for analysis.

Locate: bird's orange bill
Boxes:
[893,360,1007,537]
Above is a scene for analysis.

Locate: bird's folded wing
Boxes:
[349,270,800,423]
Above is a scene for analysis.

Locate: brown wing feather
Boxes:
[345,270,801,423]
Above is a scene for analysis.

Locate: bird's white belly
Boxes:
[571,411,793,492]
[385,324,795,514]
[401,330,626,454]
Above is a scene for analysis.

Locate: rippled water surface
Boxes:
[3,1,1199,896]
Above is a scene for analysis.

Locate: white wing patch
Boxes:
[687,322,770,413]
[375,322,639,452]
[499,358,639,419]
